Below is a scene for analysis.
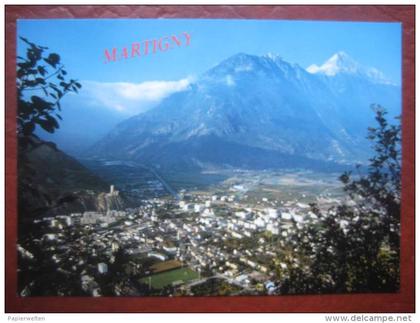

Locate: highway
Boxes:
[131,161,180,200]
[148,167,180,200]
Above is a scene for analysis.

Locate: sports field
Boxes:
[139,267,199,289]
[150,260,183,273]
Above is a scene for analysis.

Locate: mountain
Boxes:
[306,52,400,136]
[18,137,127,226]
[35,79,193,157]
[88,52,401,171]
[307,51,394,85]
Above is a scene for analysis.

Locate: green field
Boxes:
[139,268,199,289]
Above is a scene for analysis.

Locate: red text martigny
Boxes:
[104,32,191,64]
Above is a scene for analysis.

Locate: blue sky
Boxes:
[18,18,401,84]
[17,19,402,155]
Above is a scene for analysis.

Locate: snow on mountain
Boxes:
[88,52,400,172]
[307,51,394,85]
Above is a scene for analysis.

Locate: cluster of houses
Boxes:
[22,186,329,296]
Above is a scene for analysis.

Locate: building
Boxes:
[108,185,119,196]
[265,208,278,218]
[147,252,167,261]
[97,263,108,274]
[163,246,177,254]
[194,204,204,213]
[111,241,119,252]
[265,281,277,294]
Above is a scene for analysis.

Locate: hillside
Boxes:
[18,137,127,224]
[88,52,400,171]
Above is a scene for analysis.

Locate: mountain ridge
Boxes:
[19,137,129,226]
[87,52,401,171]
[306,51,395,85]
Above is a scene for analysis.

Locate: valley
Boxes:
[18,50,401,297]
[80,159,345,207]
[19,159,347,296]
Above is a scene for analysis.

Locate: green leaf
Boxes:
[36,117,55,133]
[50,86,63,98]
[20,36,36,48]
[46,115,59,129]
[37,65,47,76]
[44,53,60,68]
[31,95,53,111]
[35,77,46,85]
[17,100,32,116]
[23,122,35,136]
[27,47,42,63]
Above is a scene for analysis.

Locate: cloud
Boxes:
[73,77,193,116]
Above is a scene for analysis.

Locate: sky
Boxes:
[17,18,402,154]
[18,19,401,83]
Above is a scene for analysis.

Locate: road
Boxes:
[148,167,180,200]
[132,161,180,200]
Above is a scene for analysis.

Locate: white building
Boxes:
[265,208,278,218]
[231,231,243,239]
[163,246,177,254]
[202,208,214,217]
[281,212,293,220]
[194,204,204,213]
[98,263,108,274]
[182,203,192,211]
[147,252,167,261]
[108,185,119,196]
[235,211,248,219]
[267,223,280,235]
[43,233,57,241]
[255,217,266,228]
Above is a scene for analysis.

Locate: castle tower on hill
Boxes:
[109,185,119,196]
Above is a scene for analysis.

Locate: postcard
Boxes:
[5,5,414,313]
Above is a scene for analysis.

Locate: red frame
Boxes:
[5,5,415,313]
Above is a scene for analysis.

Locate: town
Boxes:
[18,176,345,297]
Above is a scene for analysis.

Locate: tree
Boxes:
[340,105,401,254]
[17,37,82,240]
[278,106,401,294]
[17,36,81,146]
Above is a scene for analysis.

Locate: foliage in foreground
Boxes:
[17,37,82,227]
[277,106,401,294]
[17,36,81,143]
